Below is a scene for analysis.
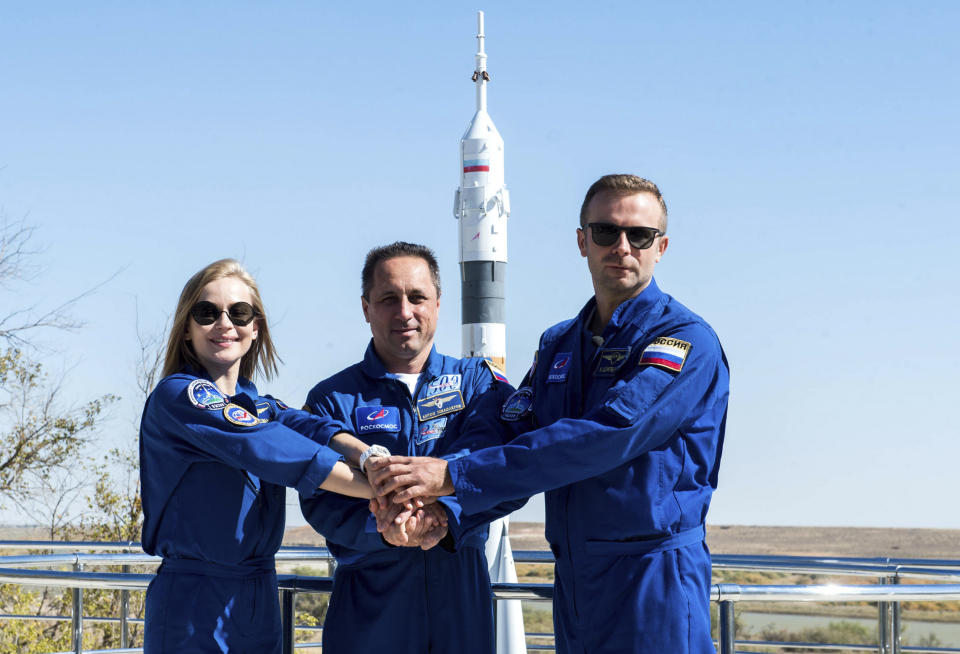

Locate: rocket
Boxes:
[454,14,527,653]
[454,10,510,372]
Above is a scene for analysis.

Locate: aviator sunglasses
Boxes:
[189,301,259,326]
[587,222,663,250]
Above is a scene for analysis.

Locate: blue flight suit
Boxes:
[140,368,344,654]
[448,279,730,654]
[299,343,523,654]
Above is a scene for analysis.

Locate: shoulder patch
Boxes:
[501,387,533,422]
[187,379,227,411]
[268,395,290,410]
[483,359,509,383]
[547,352,572,384]
[416,390,465,421]
[594,347,631,377]
[425,374,462,397]
[639,337,691,372]
[223,403,259,427]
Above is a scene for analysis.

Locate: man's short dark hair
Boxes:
[361,241,442,299]
[579,174,668,233]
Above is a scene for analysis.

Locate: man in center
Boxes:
[299,241,522,654]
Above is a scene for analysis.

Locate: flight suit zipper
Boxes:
[241,470,260,497]
[398,375,429,455]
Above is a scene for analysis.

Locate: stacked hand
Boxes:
[369,498,448,549]
[363,456,454,550]
[366,456,453,500]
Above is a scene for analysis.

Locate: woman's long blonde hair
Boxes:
[161,259,280,381]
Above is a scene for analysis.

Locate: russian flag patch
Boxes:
[639,337,691,373]
[483,359,509,383]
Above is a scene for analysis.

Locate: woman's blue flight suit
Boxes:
[140,368,345,653]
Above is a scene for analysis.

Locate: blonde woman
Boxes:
[140,259,376,653]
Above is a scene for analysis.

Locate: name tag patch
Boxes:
[224,403,259,427]
[416,390,465,421]
[425,374,461,397]
[547,352,572,384]
[417,417,447,443]
[501,387,533,422]
[187,379,227,411]
[639,337,691,372]
[356,406,401,434]
[255,402,270,416]
[594,347,631,376]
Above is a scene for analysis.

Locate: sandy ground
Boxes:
[705,524,960,559]
[280,523,960,559]
[4,523,958,560]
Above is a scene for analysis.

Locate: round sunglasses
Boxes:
[189,301,259,326]
[587,222,663,250]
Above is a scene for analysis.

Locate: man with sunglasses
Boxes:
[369,175,730,654]
[298,241,524,654]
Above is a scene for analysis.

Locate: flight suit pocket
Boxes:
[601,365,675,426]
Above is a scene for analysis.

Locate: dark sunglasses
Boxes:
[587,222,663,250]
[189,301,259,326]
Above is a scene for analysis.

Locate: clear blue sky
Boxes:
[2,2,958,528]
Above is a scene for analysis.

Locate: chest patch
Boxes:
[425,374,461,397]
[639,337,691,372]
[501,387,534,422]
[418,416,447,442]
[594,347,631,377]
[416,390,465,421]
[187,379,227,411]
[355,406,401,434]
[546,352,572,384]
[223,403,260,427]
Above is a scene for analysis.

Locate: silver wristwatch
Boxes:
[359,444,391,474]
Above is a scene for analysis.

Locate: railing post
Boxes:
[891,574,901,654]
[492,593,499,653]
[72,561,83,654]
[120,563,130,648]
[280,588,296,654]
[878,576,891,654]
[719,600,735,654]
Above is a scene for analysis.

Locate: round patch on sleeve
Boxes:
[187,379,228,410]
[223,403,259,427]
[501,387,534,422]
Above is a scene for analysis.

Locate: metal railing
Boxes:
[4,542,960,653]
